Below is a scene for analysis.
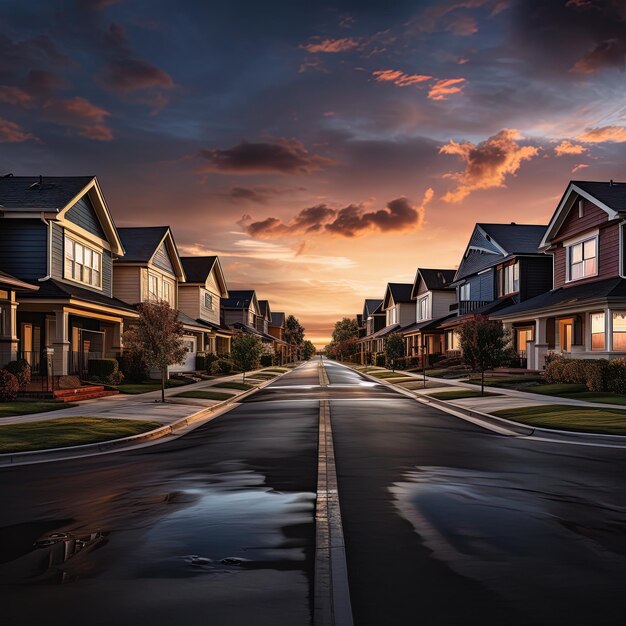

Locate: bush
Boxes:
[88,358,124,386]
[0,368,19,401]
[204,353,219,372]
[260,353,274,367]
[544,357,610,392]
[544,358,567,384]
[119,352,148,383]
[5,359,31,388]
[210,358,234,375]
[607,358,626,395]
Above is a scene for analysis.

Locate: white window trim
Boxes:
[63,235,103,290]
[589,310,607,352]
[147,271,160,301]
[203,290,214,311]
[162,278,174,305]
[417,295,430,321]
[565,231,599,283]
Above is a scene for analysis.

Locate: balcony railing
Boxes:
[458,300,491,315]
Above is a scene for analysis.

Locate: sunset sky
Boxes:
[2,0,626,346]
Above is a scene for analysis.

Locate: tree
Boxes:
[458,315,513,395]
[332,317,359,343]
[385,333,404,371]
[231,334,264,382]
[123,301,187,403]
[302,340,316,360]
[284,315,305,360]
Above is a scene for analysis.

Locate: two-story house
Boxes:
[221,290,275,345]
[441,222,552,360]
[402,268,456,362]
[0,175,138,378]
[179,256,231,356]
[358,299,385,364]
[268,311,291,363]
[493,180,626,369]
[370,283,414,354]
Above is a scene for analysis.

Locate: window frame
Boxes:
[417,295,429,321]
[566,233,598,283]
[64,235,103,290]
[147,272,160,301]
[203,290,214,311]
[460,283,471,301]
[612,311,626,351]
[162,278,173,305]
[590,311,606,351]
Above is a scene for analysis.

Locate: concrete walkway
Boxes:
[1,367,289,425]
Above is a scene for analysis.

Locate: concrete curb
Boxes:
[0,366,298,467]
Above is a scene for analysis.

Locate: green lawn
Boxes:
[0,417,162,453]
[372,371,408,379]
[492,404,626,436]
[464,375,544,387]
[0,401,77,419]
[524,383,588,396]
[425,368,473,379]
[429,389,500,400]
[174,390,234,401]
[116,379,190,394]
[262,368,288,373]
[213,381,253,391]
[564,392,626,406]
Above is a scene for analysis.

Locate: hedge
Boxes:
[210,359,234,375]
[88,358,123,385]
[545,357,626,394]
[260,354,274,367]
[5,359,31,388]
[0,369,19,401]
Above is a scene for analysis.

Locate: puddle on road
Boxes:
[390,466,626,616]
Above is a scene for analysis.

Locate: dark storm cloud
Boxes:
[197,138,337,175]
[229,186,307,204]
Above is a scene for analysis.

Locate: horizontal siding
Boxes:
[223,309,246,327]
[152,243,175,275]
[553,197,608,243]
[112,265,141,304]
[0,219,47,280]
[178,285,201,320]
[520,256,553,301]
[65,195,106,239]
[51,222,63,281]
[432,291,457,319]
[397,302,414,325]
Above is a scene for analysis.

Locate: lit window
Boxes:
[204,291,213,310]
[569,237,597,281]
[591,312,605,350]
[64,236,102,288]
[613,312,626,350]
[516,328,534,353]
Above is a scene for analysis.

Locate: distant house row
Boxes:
[357,180,626,370]
[0,175,295,380]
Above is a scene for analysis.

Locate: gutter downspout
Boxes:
[39,213,52,281]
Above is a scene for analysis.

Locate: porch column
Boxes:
[112,320,124,354]
[534,317,549,370]
[0,290,19,366]
[53,307,70,376]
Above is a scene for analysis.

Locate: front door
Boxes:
[559,319,573,353]
[21,323,33,364]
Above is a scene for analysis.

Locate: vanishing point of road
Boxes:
[2,357,626,626]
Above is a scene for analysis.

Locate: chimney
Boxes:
[610,179,614,186]
[511,221,516,225]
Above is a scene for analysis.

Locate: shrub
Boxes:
[88,358,124,386]
[583,359,609,392]
[0,368,19,401]
[5,359,31,388]
[119,351,148,383]
[195,354,206,370]
[260,353,274,367]
[210,358,234,375]
[607,358,626,395]
[561,359,587,385]
[544,358,567,384]
[544,357,610,392]
[204,353,219,372]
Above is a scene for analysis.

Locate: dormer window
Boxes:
[417,295,429,321]
[204,291,213,310]
[567,235,597,281]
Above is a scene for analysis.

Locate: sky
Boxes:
[2,0,626,346]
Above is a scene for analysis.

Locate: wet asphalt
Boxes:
[2,358,626,625]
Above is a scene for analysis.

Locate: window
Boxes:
[591,312,605,350]
[613,311,626,350]
[203,291,213,310]
[460,283,471,301]
[568,237,597,281]
[64,236,102,288]
[516,328,534,353]
[148,273,159,301]
[498,262,520,296]
[447,330,461,351]
[389,307,397,324]
[417,296,429,321]
[162,280,172,305]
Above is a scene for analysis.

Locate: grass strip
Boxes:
[213,381,253,391]
[174,390,234,401]
[0,401,77,419]
[429,389,500,400]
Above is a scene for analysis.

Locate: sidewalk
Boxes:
[1,367,288,426]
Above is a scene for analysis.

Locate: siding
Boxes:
[152,243,175,275]
[112,265,141,304]
[0,219,47,280]
[178,285,201,320]
[397,302,415,326]
[65,195,106,239]
[465,270,494,301]
[553,197,609,244]
[520,256,553,301]
[223,309,247,327]
[432,290,457,319]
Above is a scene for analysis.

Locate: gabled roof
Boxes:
[411,268,455,299]
[363,299,383,318]
[540,180,626,248]
[117,226,185,281]
[180,256,228,297]
[258,299,271,320]
[270,311,286,327]
[383,283,413,309]
[222,289,257,310]
[454,223,546,282]
[0,175,125,255]
[0,270,38,291]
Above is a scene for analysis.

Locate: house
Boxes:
[402,268,456,363]
[441,222,552,361]
[178,256,231,356]
[493,180,626,369]
[0,175,138,379]
[221,290,275,344]
[358,298,385,364]
[370,283,414,354]
[268,311,291,364]
[0,270,39,367]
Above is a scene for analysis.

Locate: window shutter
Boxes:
[546,318,555,349]
[573,315,584,346]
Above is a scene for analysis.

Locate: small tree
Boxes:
[284,315,305,361]
[458,315,512,395]
[123,301,187,402]
[302,340,316,360]
[231,334,264,382]
[385,333,404,371]
[332,317,359,343]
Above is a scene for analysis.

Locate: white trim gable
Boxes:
[147,228,186,281]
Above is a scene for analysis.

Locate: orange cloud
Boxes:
[572,163,589,173]
[43,97,113,141]
[440,129,539,202]
[554,140,588,156]
[0,117,35,143]
[571,39,625,74]
[372,69,432,87]
[428,78,466,100]
[576,125,626,143]
[301,38,361,53]
[0,85,32,106]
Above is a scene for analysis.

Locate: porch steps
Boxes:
[19,386,119,402]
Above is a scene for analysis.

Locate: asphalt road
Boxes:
[2,358,626,625]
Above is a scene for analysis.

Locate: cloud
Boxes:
[43,97,113,141]
[301,38,361,53]
[428,78,466,100]
[372,70,432,87]
[576,125,626,143]
[0,86,32,106]
[554,140,588,156]
[242,189,433,239]
[229,185,306,204]
[445,15,479,36]
[440,129,539,202]
[572,163,589,173]
[571,38,626,73]
[197,137,337,175]
[0,118,35,143]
